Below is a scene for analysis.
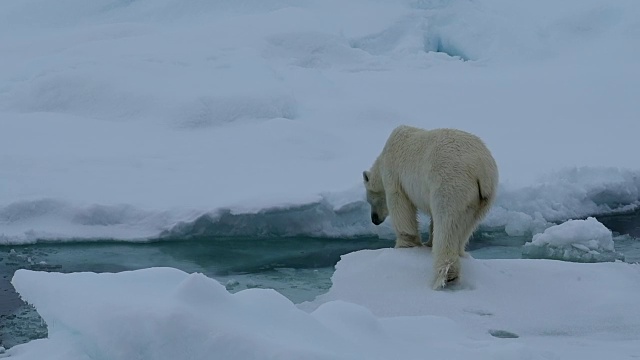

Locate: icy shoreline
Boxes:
[1,166,639,245]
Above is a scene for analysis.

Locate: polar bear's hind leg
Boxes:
[431,206,478,289]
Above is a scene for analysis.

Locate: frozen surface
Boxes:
[9,248,640,359]
[7,268,522,360]
[522,217,625,262]
[304,248,640,337]
[1,0,640,243]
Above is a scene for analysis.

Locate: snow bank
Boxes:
[522,217,625,262]
[1,0,639,243]
[9,249,640,359]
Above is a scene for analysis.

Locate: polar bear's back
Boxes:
[382,125,495,171]
[381,125,498,207]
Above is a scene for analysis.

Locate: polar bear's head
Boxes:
[363,170,388,225]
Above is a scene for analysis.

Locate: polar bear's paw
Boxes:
[395,233,423,248]
[432,261,459,290]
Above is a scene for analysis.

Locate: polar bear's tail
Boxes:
[476,160,499,218]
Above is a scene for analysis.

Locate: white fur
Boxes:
[363,125,498,289]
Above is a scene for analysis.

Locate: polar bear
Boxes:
[363,125,498,289]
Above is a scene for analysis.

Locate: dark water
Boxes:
[597,209,640,238]
[1,210,639,349]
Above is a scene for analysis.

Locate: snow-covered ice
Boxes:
[2,0,640,357]
[1,0,640,243]
[8,248,640,359]
[522,217,625,262]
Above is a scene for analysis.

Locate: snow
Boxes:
[522,217,625,262]
[8,248,640,359]
[3,1,640,356]
[1,0,639,243]
[304,249,640,336]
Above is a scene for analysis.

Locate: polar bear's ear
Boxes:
[363,171,370,183]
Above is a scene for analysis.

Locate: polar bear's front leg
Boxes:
[387,190,422,248]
